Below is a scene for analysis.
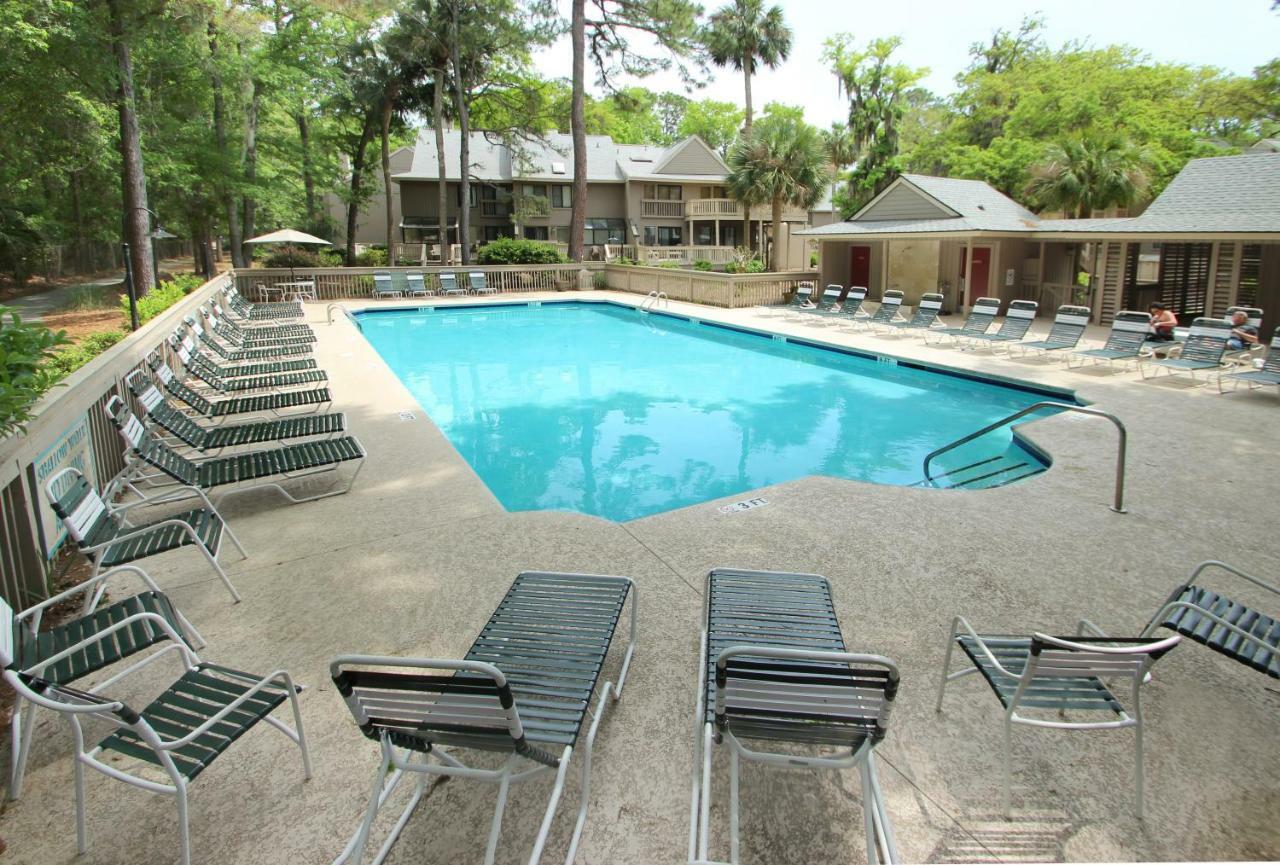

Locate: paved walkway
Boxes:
[4,291,1277,865]
[4,258,193,321]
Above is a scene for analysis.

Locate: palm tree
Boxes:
[726,116,829,271]
[821,123,856,213]
[704,0,792,248]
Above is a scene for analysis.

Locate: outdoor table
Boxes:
[273,280,317,302]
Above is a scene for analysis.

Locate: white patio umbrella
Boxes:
[243,229,332,282]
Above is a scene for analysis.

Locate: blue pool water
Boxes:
[356,302,1070,521]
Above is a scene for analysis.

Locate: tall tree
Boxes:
[726,113,828,271]
[107,0,155,293]
[821,122,856,210]
[678,99,744,155]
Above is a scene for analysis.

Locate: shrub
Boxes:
[591,271,608,289]
[725,259,766,274]
[46,329,126,380]
[613,256,636,266]
[120,273,201,325]
[656,260,681,269]
[474,237,568,265]
[692,260,714,271]
[0,307,69,437]
[317,248,344,267]
[264,245,321,268]
[354,246,388,267]
[744,258,765,274]
[810,252,818,267]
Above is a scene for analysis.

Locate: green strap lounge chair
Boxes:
[1219,327,1280,393]
[691,569,901,865]
[0,597,310,865]
[185,316,313,361]
[223,286,304,321]
[173,328,318,378]
[808,286,871,327]
[849,289,906,330]
[925,296,1000,345]
[149,357,332,422]
[405,272,431,297]
[4,564,203,801]
[331,571,636,865]
[126,371,347,453]
[1221,305,1266,362]
[169,338,327,394]
[1067,310,1151,370]
[109,400,366,505]
[1011,304,1092,359]
[794,285,844,322]
[438,271,467,295]
[965,299,1038,351]
[1140,317,1232,382]
[469,271,498,294]
[936,616,1180,818]
[211,298,312,336]
[202,305,316,346]
[757,283,814,317]
[877,291,946,335]
[1139,560,1279,678]
[372,271,402,298]
[47,465,245,603]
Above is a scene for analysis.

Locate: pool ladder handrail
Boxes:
[922,402,1128,513]
[327,303,361,330]
[639,291,669,311]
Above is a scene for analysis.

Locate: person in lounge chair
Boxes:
[1227,308,1260,351]
[1148,303,1178,341]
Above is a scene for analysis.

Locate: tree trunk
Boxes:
[568,0,587,262]
[109,0,155,295]
[381,84,400,261]
[296,112,317,227]
[432,73,449,263]
[345,114,377,265]
[241,79,262,261]
[450,4,472,265]
[770,196,782,271]
[208,21,242,268]
[741,59,753,252]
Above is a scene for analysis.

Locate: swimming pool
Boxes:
[356,301,1074,522]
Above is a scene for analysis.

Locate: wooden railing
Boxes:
[603,264,816,309]
[641,199,685,217]
[631,245,737,265]
[233,264,601,300]
[686,198,740,218]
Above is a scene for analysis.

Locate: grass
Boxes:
[60,284,118,312]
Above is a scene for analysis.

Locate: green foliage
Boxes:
[62,284,115,311]
[474,237,567,265]
[703,0,793,117]
[692,259,714,271]
[264,246,322,268]
[678,100,745,154]
[46,328,126,380]
[120,274,201,325]
[1024,134,1152,217]
[354,247,389,267]
[655,260,682,268]
[724,258,765,274]
[591,270,609,289]
[0,306,68,437]
[809,253,818,267]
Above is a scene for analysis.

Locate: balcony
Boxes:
[686,198,809,222]
[641,199,685,218]
[514,195,550,220]
[479,200,511,218]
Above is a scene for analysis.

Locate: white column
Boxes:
[963,235,974,310]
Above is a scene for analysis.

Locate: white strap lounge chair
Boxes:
[1140,317,1233,383]
[1011,304,1091,359]
[876,291,946,336]
[331,571,636,865]
[0,597,311,865]
[936,617,1179,817]
[849,289,906,330]
[690,569,901,865]
[924,296,1000,345]
[964,299,1038,351]
[794,285,843,322]
[1066,310,1151,370]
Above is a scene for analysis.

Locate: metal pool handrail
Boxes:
[922,402,1129,513]
[639,291,669,311]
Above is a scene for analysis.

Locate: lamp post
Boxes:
[122,205,174,331]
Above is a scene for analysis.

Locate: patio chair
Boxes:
[756,283,813,317]
[793,285,843,321]
[470,271,498,295]
[4,564,203,801]
[127,370,347,454]
[1219,327,1280,393]
[372,271,402,298]
[1066,311,1151,370]
[330,570,636,865]
[108,398,366,505]
[935,616,1180,817]
[405,272,431,297]
[149,356,333,422]
[1139,560,1279,678]
[690,568,901,865]
[223,286,304,321]
[211,299,314,337]
[876,292,946,335]
[173,327,319,378]
[438,271,467,295]
[215,293,308,330]
[201,305,316,346]
[184,316,313,362]
[1222,305,1266,362]
[1010,304,1092,359]
[0,596,311,865]
[848,289,906,330]
[924,296,1001,345]
[812,287,872,327]
[46,465,244,603]
[964,299,1039,351]
[169,335,327,394]
[1140,317,1232,383]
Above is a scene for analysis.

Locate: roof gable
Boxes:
[853,178,958,221]
[653,136,729,177]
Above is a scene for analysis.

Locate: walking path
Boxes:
[4,258,192,321]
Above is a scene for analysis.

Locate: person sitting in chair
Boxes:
[1148,303,1178,341]
[1227,308,1260,351]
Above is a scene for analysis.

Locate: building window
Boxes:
[482,225,511,242]
[584,218,625,246]
[643,225,683,246]
[523,226,549,240]
[693,223,715,245]
[521,183,548,198]
[699,185,726,199]
[550,185,572,208]
[644,184,682,201]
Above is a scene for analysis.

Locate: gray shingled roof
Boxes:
[902,174,1040,226]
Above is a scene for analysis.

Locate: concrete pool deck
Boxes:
[3,290,1277,864]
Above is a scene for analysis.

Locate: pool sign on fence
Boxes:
[33,412,96,558]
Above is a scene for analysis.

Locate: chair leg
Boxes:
[564,680,614,865]
[698,724,715,863]
[529,747,572,865]
[9,697,37,801]
[176,780,192,865]
[935,623,960,712]
[688,636,708,864]
[1134,718,1145,820]
[729,747,741,865]
[348,754,392,865]
[72,721,88,855]
[196,542,242,603]
[1002,718,1013,816]
[484,757,515,865]
[860,758,879,865]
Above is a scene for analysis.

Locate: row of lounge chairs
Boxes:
[3,554,1275,864]
[0,287,369,862]
[371,270,497,298]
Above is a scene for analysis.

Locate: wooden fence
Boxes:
[233,263,602,302]
[603,265,818,309]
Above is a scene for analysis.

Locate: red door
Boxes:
[960,247,991,307]
[849,245,871,290]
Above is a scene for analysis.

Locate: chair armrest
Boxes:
[152,668,300,750]
[16,565,164,629]
[1188,560,1280,597]
[947,615,1020,679]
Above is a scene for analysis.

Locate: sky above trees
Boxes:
[534,0,1280,129]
